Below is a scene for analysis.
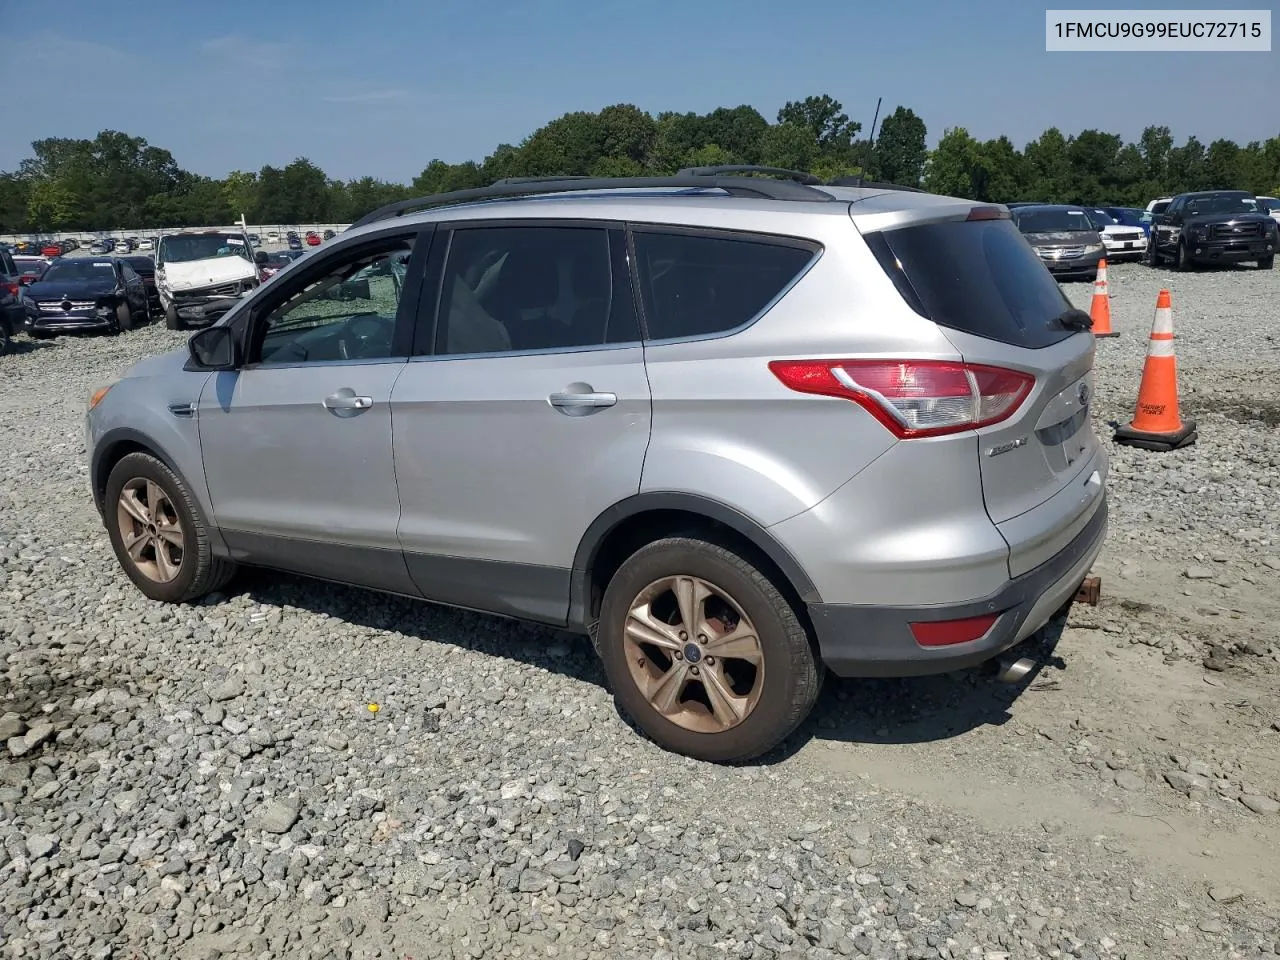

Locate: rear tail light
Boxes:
[3,282,17,297]
[768,359,1035,439]
[909,613,1000,647]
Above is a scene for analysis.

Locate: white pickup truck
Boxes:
[155,229,266,329]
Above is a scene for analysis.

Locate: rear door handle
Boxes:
[323,390,373,413]
[549,391,617,411]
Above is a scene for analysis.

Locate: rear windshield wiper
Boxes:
[1053,308,1093,332]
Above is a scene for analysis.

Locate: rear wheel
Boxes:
[104,452,236,603]
[164,302,182,330]
[596,537,822,763]
[0,325,10,356]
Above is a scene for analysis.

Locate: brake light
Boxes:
[768,359,1035,439]
[3,282,17,297]
[909,613,1000,647]
[967,206,1010,221]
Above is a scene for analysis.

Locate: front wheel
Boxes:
[1147,239,1162,267]
[1173,241,1191,271]
[1259,255,1275,270]
[0,325,10,356]
[104,452,236,603]
[115,303,133,332]
[164,302,182,330]
[596,537,822,763]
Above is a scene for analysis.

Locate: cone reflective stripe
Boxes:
[1113,289,1196,451]
[1090,259,1117,337]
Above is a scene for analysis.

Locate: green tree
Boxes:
[1023,128,1072,201]
[923,127,980,198]
[870,106,927,186]
[760,122,817,172]
[776,95,859,154]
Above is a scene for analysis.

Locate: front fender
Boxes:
[88,372,222,552]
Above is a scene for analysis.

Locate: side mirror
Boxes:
[187,326,240,370]
[254,250,269,266]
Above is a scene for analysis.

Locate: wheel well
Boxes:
[92,440,153,508]
[585,508,812,632]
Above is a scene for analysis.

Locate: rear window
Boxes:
[865,218,1076,349]
[1011,209,1096,233]
[633,231,817,341]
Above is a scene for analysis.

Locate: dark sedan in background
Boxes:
[21,257,150,337]
[259,248,307,279]
[1010,205,1107,282]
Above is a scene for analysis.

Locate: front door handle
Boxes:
[549,387,617,416]
[323,389,373,415]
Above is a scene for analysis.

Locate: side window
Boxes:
[121,263,137,282]
[633,231,816,341]
[432,226,632,357]
[255,237,414,366]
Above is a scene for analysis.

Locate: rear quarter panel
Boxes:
[639,210,965,529]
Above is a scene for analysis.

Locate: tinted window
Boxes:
[1186,194,1256,216]
[1011,209,1096,233]
[433,226,635,356]
[865,218,1076,349]
[633,231,815,341]
[41,260,118,282]
[256,238,414,366]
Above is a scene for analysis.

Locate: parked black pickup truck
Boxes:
[1148,190,1277,270]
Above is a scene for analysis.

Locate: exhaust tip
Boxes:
[996,656,1037,684]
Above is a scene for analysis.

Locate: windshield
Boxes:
[159,233,253,264]
[1106,208,1143,226]
[41,260,117,283]
[1186,195,1258,216]
[1012,209,1096,233]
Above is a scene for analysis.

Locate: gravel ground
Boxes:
[0,260,1278,960]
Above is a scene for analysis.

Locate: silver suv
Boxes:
[86,168,1108,763]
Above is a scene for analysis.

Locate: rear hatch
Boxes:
[860,212,1105,577]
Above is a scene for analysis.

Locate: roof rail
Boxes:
[489,176,593,185]
[826,177,928,194]
[677,164,823,185]
[349,174,835,229]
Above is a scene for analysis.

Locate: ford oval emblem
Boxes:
[1078,382,1090,406]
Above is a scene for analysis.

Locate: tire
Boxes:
[103,452,236,603]
[1147,238,1162,267]
[1259,256,1275,270]
[115,303,133,332]
[0,325,10,356]
[596,537,822,764]
[1173,241,1190,271]
[164,302,182,330]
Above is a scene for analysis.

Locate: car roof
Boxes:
[336,182,982,247]
[1177,189,1252,199]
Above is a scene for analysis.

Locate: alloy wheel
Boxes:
[116,478,185,582]
[623,575,766,734]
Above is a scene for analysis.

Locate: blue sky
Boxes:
[3,0,1276,183]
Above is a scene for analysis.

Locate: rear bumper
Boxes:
[808,495,1107,678]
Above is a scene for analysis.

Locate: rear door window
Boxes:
[864,218,1076,349]
[631,230,818,341]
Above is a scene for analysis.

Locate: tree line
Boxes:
[2,95,1278,233]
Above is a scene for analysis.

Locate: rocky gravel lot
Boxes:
[0,260,1278,959]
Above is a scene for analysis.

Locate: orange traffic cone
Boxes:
[1090,260,1117,337]
[1113,289,1196,451]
